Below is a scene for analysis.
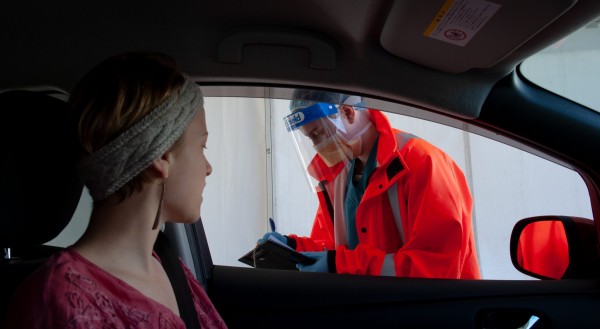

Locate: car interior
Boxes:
[2,0,600,328]
[0,90,83,321]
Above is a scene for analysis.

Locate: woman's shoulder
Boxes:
[37,248,101,291]
[4,249,95,327]
[7,248,102,304]
[6,248,187,328]
[14,248,86,296]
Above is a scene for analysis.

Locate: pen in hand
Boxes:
[269,217,276,232]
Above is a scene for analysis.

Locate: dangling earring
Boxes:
[152,182,165,230]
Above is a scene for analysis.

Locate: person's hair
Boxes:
[69,52,186,204]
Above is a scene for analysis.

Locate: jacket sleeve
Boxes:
[336,140,480,278]
[288,201,337,252]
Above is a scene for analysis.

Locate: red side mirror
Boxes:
[510,216,600,280]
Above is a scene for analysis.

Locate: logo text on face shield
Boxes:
[285,112,305,131]
[285,103,339,131]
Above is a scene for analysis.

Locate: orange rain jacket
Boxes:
[517,220,568,279]
[288,110,481,279]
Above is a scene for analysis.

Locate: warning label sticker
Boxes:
[424,0,501,47]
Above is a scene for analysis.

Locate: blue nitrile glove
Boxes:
[257,231,288,245]
[296,251,330,272]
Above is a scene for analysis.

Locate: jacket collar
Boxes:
[370,110,408,184]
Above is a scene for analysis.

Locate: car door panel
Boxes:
[207,265,600,328]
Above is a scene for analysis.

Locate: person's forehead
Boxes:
[298,117,336,134]
[187,106,207,136]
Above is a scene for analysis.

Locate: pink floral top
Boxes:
[4,248,227,329]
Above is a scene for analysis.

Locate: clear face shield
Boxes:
[284,102,359,192]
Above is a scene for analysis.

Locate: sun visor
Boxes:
[380,0,576,73]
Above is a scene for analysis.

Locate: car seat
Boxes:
[0,89,83,323]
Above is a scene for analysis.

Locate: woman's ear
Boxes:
[150,151,174,179]
[339,105,356,124]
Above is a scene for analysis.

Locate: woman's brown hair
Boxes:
[70,52,186,203]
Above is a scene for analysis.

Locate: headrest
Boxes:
[0,90,83,247]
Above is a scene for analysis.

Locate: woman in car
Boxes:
[4,52,227,328]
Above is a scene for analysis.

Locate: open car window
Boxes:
[520,18,600,112]
[195,92,593,280]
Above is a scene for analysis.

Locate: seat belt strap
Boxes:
[154,231,202,329]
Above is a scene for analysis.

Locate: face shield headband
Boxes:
[285,102,338,132]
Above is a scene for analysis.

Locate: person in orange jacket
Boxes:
[261,90,481,279]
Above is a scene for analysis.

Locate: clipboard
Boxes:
[238,236,316,270]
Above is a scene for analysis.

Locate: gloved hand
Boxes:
[296,251,330,272]
[257,231,288,245]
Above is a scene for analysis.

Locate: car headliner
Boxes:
[1,0,599,119]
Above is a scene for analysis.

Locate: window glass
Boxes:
[520,19,600,112]
[200,95,593,280]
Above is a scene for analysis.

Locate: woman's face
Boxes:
[163,106,212,223]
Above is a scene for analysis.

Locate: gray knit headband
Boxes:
[79,77,203,201]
